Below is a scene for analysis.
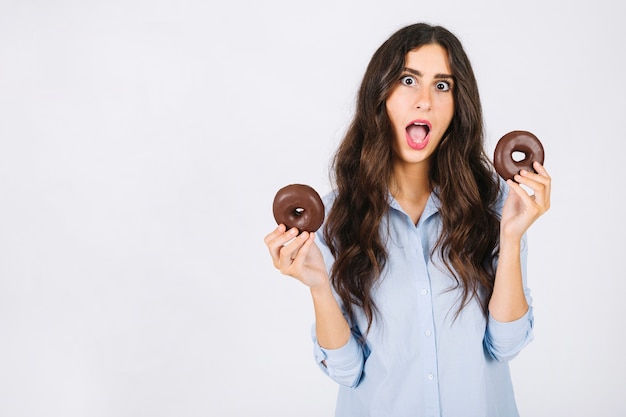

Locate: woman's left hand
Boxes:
[500,161,551,239]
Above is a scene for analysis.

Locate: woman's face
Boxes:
[386,43,455,167]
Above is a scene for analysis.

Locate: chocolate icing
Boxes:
[272,184,325,232]
[493,131,545,181]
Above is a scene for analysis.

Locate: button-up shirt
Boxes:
[313,186,533,417]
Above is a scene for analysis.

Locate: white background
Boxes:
[1,0,624,416]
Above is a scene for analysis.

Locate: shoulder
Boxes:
[315,190,338,264]
[317,189,338,235]
[321,189,338,215]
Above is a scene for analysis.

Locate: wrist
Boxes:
[310,280,333,299]
[499,227,522,245]
[498,233,522,257]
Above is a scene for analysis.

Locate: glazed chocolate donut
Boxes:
[272,184,325,232]
[493,130,545,181]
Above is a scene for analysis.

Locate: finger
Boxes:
[289,232,314,270]
[278,230,309,269]
[507,179,535,205]
[264,224,286,246]
[515,170,550,209]
[531,161,552,201]
[532,161,550,179]
[265,225,298,265]
[510,174,549,214]
[519,166,551,189]
[264,225,295,253]
[521,164,551,196]
[514,172,544,192]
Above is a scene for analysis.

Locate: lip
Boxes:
[405,119,432,150]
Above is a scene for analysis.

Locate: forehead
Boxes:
[404,44,452,74]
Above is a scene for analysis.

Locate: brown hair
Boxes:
[323,23,501,332]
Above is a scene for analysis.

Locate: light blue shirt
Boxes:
[313,186,533,417]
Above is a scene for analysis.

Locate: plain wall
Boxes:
[1,0,624,416]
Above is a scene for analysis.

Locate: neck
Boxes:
[390,160,431,201]
[390,160,432,225]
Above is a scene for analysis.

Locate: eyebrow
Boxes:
[403,67,454,80]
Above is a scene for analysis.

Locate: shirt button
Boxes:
[421,289,428,295]
[427,373,434,380]
[425,330,432,336]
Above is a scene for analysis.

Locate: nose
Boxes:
[415,87,431,111]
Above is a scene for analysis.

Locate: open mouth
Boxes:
[405,121,431,149]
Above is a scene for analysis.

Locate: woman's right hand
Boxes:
[264,224,330,290]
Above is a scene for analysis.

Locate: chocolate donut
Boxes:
[493,130,545,181]
[272,184,325,232]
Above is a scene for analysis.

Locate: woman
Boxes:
[264,23,550,417]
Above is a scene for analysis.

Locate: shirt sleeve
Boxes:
[484,306,534,362]
[311,325,366,388]
[310,198,367,388]
[484,232,534,362]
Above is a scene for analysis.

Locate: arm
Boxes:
[265,225,351,348]
[485,163,550,360]
[488,228,529,321]
[484,233,534,361]
[489,162,551,321]
[310,283,352,349]
[265,226,365,386]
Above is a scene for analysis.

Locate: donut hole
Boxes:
[294,207,305,216]
[512,151,526,162]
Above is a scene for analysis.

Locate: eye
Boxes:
[400,75,416,86]
[435,80,451,91]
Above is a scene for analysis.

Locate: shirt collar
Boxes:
[388,188,441,224]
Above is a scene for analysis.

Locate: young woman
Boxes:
[264,23,550,417]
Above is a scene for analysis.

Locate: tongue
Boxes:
[407,124,428,143]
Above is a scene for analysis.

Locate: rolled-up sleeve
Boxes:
[312,326,365,388]
[484,306,534,361]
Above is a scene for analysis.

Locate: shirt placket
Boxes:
[410,224,441,417]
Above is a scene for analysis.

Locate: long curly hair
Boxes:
[323,23,501,333]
